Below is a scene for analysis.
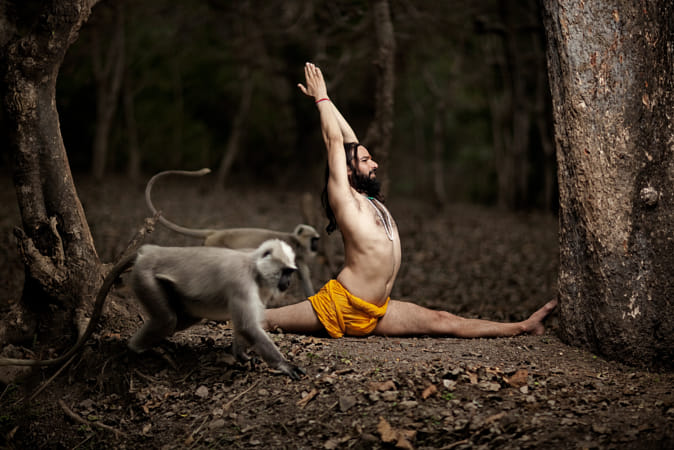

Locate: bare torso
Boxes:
[336,191,401,306]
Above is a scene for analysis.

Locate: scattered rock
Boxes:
[195,386,209,399]
[209,419,225,429]
[381,391,399,402]
[339,395,357,412]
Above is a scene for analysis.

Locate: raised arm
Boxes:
[298,64,358,143]
[329,101,358,143]
[298,63,350,194]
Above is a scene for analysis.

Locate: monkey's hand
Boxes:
[274,362,306,381]
[232,340,252,363]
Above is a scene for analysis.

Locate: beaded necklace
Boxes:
[366,196,394,241]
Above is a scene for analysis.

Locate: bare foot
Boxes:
[522,299,558,335]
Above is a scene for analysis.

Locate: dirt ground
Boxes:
[0,174,672,449]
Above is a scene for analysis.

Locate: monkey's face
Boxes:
[278,268,297,292]
[294,225,320,256]
[256,239,298,292]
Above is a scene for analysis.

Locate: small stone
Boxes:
[209,419,226,429]
[339,395,357,412]
[399,400,418,409]
[381,391,398,402]
[443,379,457,390]
[640,186,659,207]
[195,385,209,398]
[479,381,501,392]
[463,402,478,412]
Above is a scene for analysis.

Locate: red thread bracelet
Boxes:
[315,97,330,104]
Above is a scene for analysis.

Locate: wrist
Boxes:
[315,97,330,104]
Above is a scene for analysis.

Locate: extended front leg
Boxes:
[235,323,305,380]
[232,330,252,362]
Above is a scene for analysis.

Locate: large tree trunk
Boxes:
[542,0,674,369]
[0,0,102,348]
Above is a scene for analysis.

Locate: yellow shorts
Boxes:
[308,279,390,338]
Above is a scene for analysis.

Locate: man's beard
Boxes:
[351,171,381,199]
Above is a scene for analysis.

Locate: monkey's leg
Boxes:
[297,263,315,297]
[232,330,253,362]
[234,323,304,380]
[157,276,201,332]
[128,275,179,353]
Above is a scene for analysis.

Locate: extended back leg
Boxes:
[128,272,179,352]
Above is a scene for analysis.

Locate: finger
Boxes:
[306,68,316,85]
[306,63,316,79]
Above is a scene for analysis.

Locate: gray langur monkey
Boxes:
[0,239,305,380]
[145,168,320,297]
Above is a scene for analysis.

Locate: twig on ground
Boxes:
[58,399,123,438]
[223,379,261,411]
[133,369,161,384]
[186,415,210,449]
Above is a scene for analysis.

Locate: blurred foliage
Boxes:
[54,0,554,208]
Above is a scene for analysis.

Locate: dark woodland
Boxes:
[0,0,672,448]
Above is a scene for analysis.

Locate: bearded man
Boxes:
[264,62,557,338]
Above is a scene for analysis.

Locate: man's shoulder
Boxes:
[333,190,368,218]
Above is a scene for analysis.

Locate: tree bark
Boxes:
[422,69,449,207]
[364,0,395,197]
[542,0,674,368]
[123,62,141,182]
[91,3,125,181]
[215,67,254,188]
[0,0,102,347]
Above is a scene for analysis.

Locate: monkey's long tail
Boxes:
[0,252,137,367]
[145,168,216,238]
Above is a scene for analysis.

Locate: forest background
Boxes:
[0,0,556,211]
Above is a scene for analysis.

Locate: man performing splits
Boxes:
[264,62,557,339]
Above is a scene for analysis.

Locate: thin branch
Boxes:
[59,399,123,438]
[222,379,261,411]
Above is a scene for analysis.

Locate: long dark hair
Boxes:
[321,142,360,234]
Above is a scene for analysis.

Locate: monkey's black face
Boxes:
[277,268,297,292]
[310,237,319,252]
